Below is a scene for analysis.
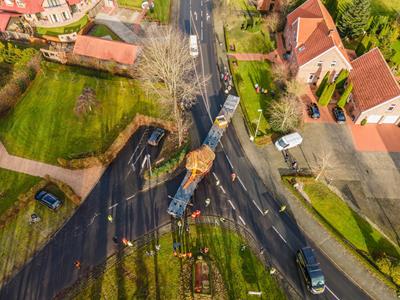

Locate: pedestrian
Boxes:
[219,217,226,222]
[263,209,269,215]
[231,173,237,182]
[127,240,133,247]
[240,245,246,252]
[279,205,287,213]
[291,161,298,169]
[260,247,264,255]
[283,151,289,163]
[122,238,128,246]
[205,198,211,207]
[74,260,81,269]
[270,267,276,275]
[107,215,113,223]
[155,244,161,251]
[112,236,118,244]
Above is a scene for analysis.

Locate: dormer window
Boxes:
[317,61,323,67]
[298,45,306,52]
[387,104,396,112]
[330,61,337,67]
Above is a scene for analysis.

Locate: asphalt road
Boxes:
[0,1,373,300]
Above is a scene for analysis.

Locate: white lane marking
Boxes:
[220,185,226,194]
[88,212,100,226]
[238,215,246,225]
[272,226,287,244]
[252,200,263,214]
[228,200,236,210]
[108,203,119,210]
[128,131,147,164]
[212,172,219,181]
[126,193,137,200]
[193,11,197,21]
[200,0,203,6]
[326,286,341,300]
[225,153,233,169]
[200,10,203,17]
[237,176,247,191]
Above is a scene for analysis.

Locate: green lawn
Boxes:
[323,0,400,17]
[296,177,400,260]
[0,62,165,165]
[116,0,142,9]
[225,16,275,54]
[147,0,171,24]
[87,24,121,41]
[65,225,285,299]
[0,184,76,285]
[230,60,277,137]
[36,15,89,36]
[0,169,41,216]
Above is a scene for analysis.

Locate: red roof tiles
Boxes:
[350,48,400,112]
[0,11,18,31]
[0,0,43,14]
[286,0,349,66]
[73,35,140,65]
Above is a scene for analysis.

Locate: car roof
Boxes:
[301,247,319,265]
[281,132,303,144]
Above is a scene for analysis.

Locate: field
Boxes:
[117,0,171,23]
[0,168,41,216]
[36,15,89,36]
[0,62,165,165]
[0,183,76,285]
[230,60,277,138]
[87,24,121,41]
[64,225,285,299]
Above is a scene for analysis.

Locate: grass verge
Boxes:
[62,224,285,299]
[147,0,171,24]
[229,59,277,141]
[36,15,89,36]
[0,168,41,216]
[0,62,167,165]
[116,0,142,9]
[282,175,399,290]
[0,183,76,285]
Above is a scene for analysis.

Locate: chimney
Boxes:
[328,29,334,37]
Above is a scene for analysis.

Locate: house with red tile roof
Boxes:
[0,0,114,39]
[284,0,352,85]
[257,0,280,12]
[348,48,400,125]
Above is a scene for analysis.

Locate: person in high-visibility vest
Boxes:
[107,215,113,222]
[279,205,287,213]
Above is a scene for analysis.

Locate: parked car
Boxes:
[35,190,62,211]
[274,132,303,151]
[296,247,326,294]
[308,103,320,119]
[148,128,165,146]
[332,106,346,123]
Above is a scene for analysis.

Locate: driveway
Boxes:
[263,122,400,245]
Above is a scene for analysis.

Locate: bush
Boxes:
[337,82,353,108]
[318,82,336,106]
[316,71,330,97]
[335,69,349,90]
[361,118,367,125]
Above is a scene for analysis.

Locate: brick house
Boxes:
[0,0,114,39]
[348,48,400,125]
[284,0,352,85]
[257,0,280,12]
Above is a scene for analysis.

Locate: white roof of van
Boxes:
[282,132,303,143]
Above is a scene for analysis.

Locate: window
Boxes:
[62,11,70,20]
[387,104,396,112]
[51,14,59,23]
[330,60,337,67]
[307,73,315,83]
[47,0,60,7]
[332,72,339,82]
[317,61,323,67]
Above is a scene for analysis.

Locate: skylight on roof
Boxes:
[298,45,306,52]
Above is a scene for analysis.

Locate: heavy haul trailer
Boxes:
[167,94,240,218]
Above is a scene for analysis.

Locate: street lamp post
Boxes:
[250,109,263,142]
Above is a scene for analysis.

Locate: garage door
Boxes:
[367,115,381,123]
[381,116,399,124]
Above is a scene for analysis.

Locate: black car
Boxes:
[308,103,320,119]
[296,247,326,294]
[35,191,62,211]
[332,106,346,123]
[148,128,165,146]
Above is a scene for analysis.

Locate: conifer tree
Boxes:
[337,0,370,39]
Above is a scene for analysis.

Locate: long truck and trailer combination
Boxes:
[167,94,240,218]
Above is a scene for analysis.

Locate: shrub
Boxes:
[392,264,400,286]
[316,71,330,97]
[376,255,392,276]
[361,118,367,126]
[318,82,336,106]
[337,82,353,108]
[335,69,349,90]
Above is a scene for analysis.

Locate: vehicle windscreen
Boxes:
[311,272,325,288]
[43,194,57,205]
[278,139,289,148]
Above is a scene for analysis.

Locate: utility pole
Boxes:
[250,109,263,142]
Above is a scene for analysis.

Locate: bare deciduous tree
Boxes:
[313,150,335,181]
[137,25,206,146]
[286,79,306,97]
[264,12,280,33]
[74,87,99,117]
[272,63,290,87]
[268,95,302,133]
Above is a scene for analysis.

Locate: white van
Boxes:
[189,35,199,58]
[275,132,303,151]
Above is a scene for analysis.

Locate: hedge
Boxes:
[318,82,336,106]
[316,71,330,97]
[335,69,349,90]
[337,82,353,108]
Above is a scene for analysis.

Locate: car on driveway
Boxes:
[308,103,320,119]
[35,190,62,211]
[296,247,325,294]
[148,128,165,146]
[332,106,346,123]
[275,132,303,151]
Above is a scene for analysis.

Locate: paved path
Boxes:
[0,142,105,199]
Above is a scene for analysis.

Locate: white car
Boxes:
[275,132,303,151]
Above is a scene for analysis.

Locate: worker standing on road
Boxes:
[205,198,211,207]
[231,173,237,182]
[74,260,81,269]
[107,215,113,223]
[279,205,287,213]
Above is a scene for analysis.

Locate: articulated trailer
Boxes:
[167,94,240,218]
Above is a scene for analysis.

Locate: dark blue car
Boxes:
[308,103,320,119]
[332,106,346,123]
[35,191,62,211]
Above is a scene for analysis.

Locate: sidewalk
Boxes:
[0,142,105,199]
[231,108,397,300]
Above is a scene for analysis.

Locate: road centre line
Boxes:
[252,200,263,214]
[325,286,341,300]
[237,175,247,191]
[228,200,236,210]
[224,153,234,169]
[126,193,137,200]
[108,203,119,210]
[128,131,147,164]
[272,226,287,244]
[220,186,226,194]
[238,215,246,225]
